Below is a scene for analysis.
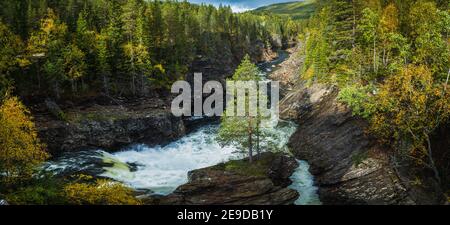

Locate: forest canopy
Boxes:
[0,0,300,100]
[301,0,450,186]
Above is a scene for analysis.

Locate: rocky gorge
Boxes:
[143,153,300,205]
[33,96,185,156]
[32,45,279,156]
[271,46,445,205]
[35,48,308,205]
[31,42,446,205]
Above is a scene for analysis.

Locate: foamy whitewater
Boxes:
[45,119,320,204]
[101,120,298,195]
[102,125,236,195]
[44,51,321,204]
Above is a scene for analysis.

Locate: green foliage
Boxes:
[222,157,271,177]
[232,55,261,81]
[253,0,317,20]
[301,6,332,82]
[0,21,25,98]
[4,175,66,205]
[0,0,299,99]
[302,0,450,183]
[217,55,272,162]
[359,8,380,47]
[218,57,258,155]
[338,85,375,119]
[3,174,141,205]
[369,65,450,182]
[408,1,450,75]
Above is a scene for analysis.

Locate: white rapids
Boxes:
[44,51,321,204]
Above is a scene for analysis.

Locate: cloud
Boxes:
[229,4,253,12]
[187,0,301,12]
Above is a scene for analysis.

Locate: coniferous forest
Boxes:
[0,0,299,99]
[0,0,450,207]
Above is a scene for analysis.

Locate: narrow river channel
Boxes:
[44,51,321,205]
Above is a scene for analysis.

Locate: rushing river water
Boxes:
[44,51,321,205]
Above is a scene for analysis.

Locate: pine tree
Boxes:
[96,30,111,95]
[28,9,68,99]
[146,0,164,61]
[217,56,268,163]
[63,44,86,93]
[0,21,25,98]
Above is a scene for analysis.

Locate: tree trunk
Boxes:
[130,41,136,96]
[103,74,109,96]
[81,77,85,91]
[445,69,450,91]
[141,72,146,96]
[256,118,261,159]
[54,81,60,99]
[352,2,356,48]
[37,64,41,90]
[248,133,253,163]
[248,118,253,163]
[425,132,441,184]
[373,34,377,73]
[71,79,76,93]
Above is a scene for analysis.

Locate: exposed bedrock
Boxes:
[144,153,300,205]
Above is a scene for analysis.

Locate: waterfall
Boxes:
[44,50,321,204]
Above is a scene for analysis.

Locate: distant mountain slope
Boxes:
[253,0,316,20]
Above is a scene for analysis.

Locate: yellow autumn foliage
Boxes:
[63,176,141,205]
[370,65,450,158]
[380,3,399,34]
[0,96,49,185]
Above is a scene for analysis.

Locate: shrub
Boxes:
[63,175,140,205]
[5,176,66,205]
[0,96,49,186]
[338,85,375,119]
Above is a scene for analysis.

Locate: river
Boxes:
[44,51,321,205]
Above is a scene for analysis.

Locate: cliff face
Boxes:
[33,44,279,156]
[273,47,443,205]
[34,97,185,156]
[284,84,411,204]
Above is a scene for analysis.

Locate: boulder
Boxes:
[146,153,300,205]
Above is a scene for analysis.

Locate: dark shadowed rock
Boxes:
[283,82,443,205]
[145,153,300,205]
[269,46,443,205]
[35,98,185,155]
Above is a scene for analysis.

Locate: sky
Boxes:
[187,0,301,12]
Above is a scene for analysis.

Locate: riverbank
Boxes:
[272,43,444,205]
[143,152,300,205]
[31,47,279,156]
[41,48,321,205]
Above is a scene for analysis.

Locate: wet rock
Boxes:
[36,100,185,156]
[269,45,304,95]
[150,153,299,205]
[283,83,442,205]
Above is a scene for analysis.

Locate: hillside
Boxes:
[253,0,317,20]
